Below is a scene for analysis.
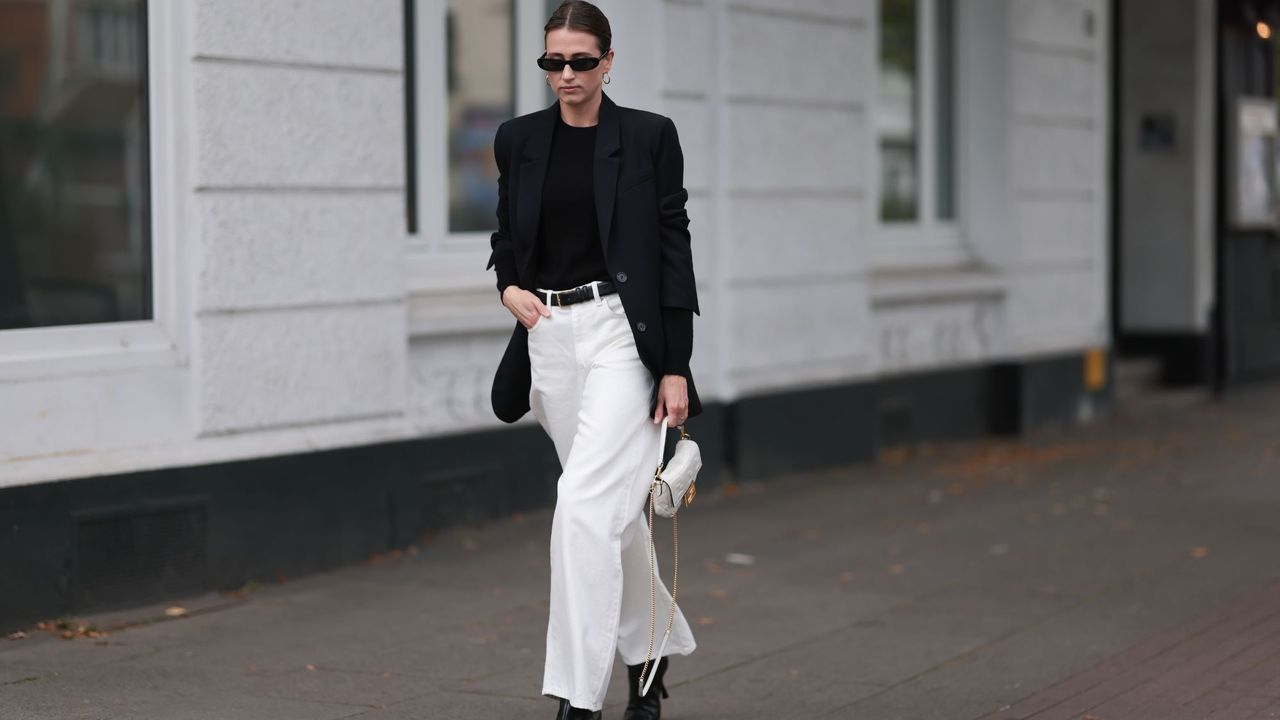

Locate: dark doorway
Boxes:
[1215,0,1280,387]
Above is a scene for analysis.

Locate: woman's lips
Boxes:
[562,86,580,92]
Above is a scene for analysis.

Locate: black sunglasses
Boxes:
[536,49,608,72]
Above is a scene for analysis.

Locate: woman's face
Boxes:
[544,28,612,108]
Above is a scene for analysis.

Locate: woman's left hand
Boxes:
[653,374,689,427]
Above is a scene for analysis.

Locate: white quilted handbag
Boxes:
[652,421,701,519]
[638,418,702,697]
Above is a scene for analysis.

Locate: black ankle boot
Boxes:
[554,696,602,720]
[624,655,670,720]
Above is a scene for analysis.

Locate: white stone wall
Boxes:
[661,0,875,399]
[191,0,409,436]
[658,0,1110,392]
[0,0,413,487]
[1005,0,1110,356]
[0,0,1113,488]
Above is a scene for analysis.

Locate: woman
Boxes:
[484,2,701,717]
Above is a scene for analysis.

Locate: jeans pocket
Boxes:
[602,292,628,317]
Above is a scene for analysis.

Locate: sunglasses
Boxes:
[536,49,608,72]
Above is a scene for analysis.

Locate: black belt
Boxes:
[540,280,618,307]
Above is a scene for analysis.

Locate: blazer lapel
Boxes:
[515,102,557,277]
[594,91,622,259]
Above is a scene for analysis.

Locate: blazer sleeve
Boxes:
[485,121,520,298]
[661,306,693,378]
[654,116,700,315]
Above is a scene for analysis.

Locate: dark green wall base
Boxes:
[0,352,1107,634]
[727,352,1112,481]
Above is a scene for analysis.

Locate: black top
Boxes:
[498,112,693,379]
[535,115,607,290]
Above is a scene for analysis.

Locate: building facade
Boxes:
[0,0,1116,631]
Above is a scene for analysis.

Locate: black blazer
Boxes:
[485,91,702,424]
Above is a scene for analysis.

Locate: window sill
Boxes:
[869,263,1007,307]
[0,321,181,381]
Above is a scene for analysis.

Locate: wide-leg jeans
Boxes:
[528,280,697,712]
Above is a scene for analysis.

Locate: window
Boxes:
[877,0,956,227]
[445,0,515,233]
[406,0,559,261]
[0,0,150,331]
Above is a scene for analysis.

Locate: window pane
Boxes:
[879,0,919,222]
[0,0,150,331]
[446,0,514,233]
[935,0,955,220]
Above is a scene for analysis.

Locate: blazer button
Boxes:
[636,322,647,332]
[615,271,628,283]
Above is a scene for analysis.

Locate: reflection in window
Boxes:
[0,0,150,330]
[446,0,515,233]
[879,0,918,222]
[878,0,956,225]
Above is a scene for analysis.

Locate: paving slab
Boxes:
[5,384,1280,718]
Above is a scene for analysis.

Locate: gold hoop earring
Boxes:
[603,70,611,84]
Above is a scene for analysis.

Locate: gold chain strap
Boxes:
[638,424,690,695]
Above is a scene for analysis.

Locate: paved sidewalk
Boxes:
[977,578,1280,720]
[4,384,1280,719]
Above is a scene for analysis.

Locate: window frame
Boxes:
[0,0,189,380]
[871,0,969,270]
[405,0,551,292]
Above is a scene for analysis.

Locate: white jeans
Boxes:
[529,280,697,712]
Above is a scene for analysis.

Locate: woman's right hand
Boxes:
[502,286,551,330]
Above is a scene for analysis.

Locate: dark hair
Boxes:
[544,1,611,55]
